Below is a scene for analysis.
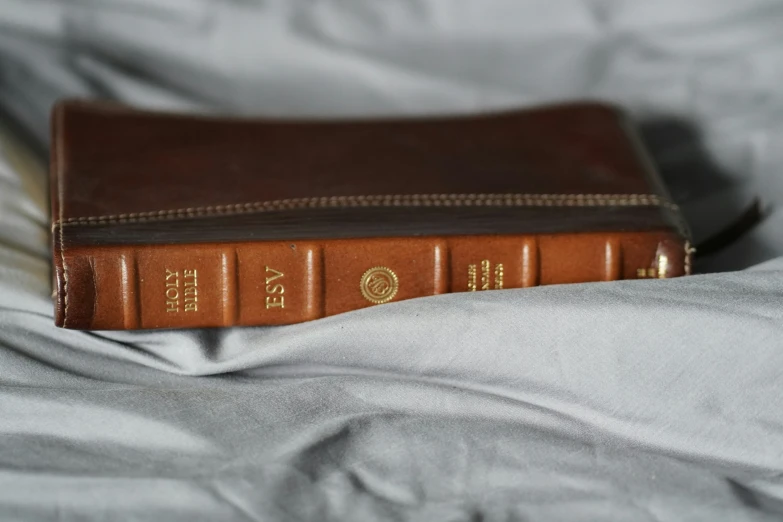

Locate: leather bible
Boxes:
[51,100,692,330]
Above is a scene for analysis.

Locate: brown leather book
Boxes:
[51,100,692,330]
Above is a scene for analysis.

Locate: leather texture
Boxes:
[50,100,692,329]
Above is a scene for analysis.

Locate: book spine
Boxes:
[54,232,689,329]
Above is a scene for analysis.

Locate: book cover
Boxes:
[51,100,691,329]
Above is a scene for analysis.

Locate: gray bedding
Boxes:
[1,1,783,520]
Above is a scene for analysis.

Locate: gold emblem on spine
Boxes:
[360,267,399,304]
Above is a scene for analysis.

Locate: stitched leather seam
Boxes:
[58,193,678,226]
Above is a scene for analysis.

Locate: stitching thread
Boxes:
[58,193,677,226]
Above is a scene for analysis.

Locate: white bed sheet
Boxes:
[1,1,783,520]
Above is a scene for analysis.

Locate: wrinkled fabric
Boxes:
[1,1,783,520]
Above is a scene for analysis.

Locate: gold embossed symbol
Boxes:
[360,267,399,304]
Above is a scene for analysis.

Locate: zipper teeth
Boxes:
[59,193,675,226]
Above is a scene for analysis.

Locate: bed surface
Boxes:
[1,1,783,520]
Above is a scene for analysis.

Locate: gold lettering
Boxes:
[266,283,285,294]
[637,267,659,279]
[184,268,198,312]
[468,260,505,290]
[265,266,284,284]
[165,268,180,312]
[266,296,285,309]
[164,268,199,314]
[264,266,285,310]
[494,263,504,289]
[468,264,477,291]
[480,259,491,290]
